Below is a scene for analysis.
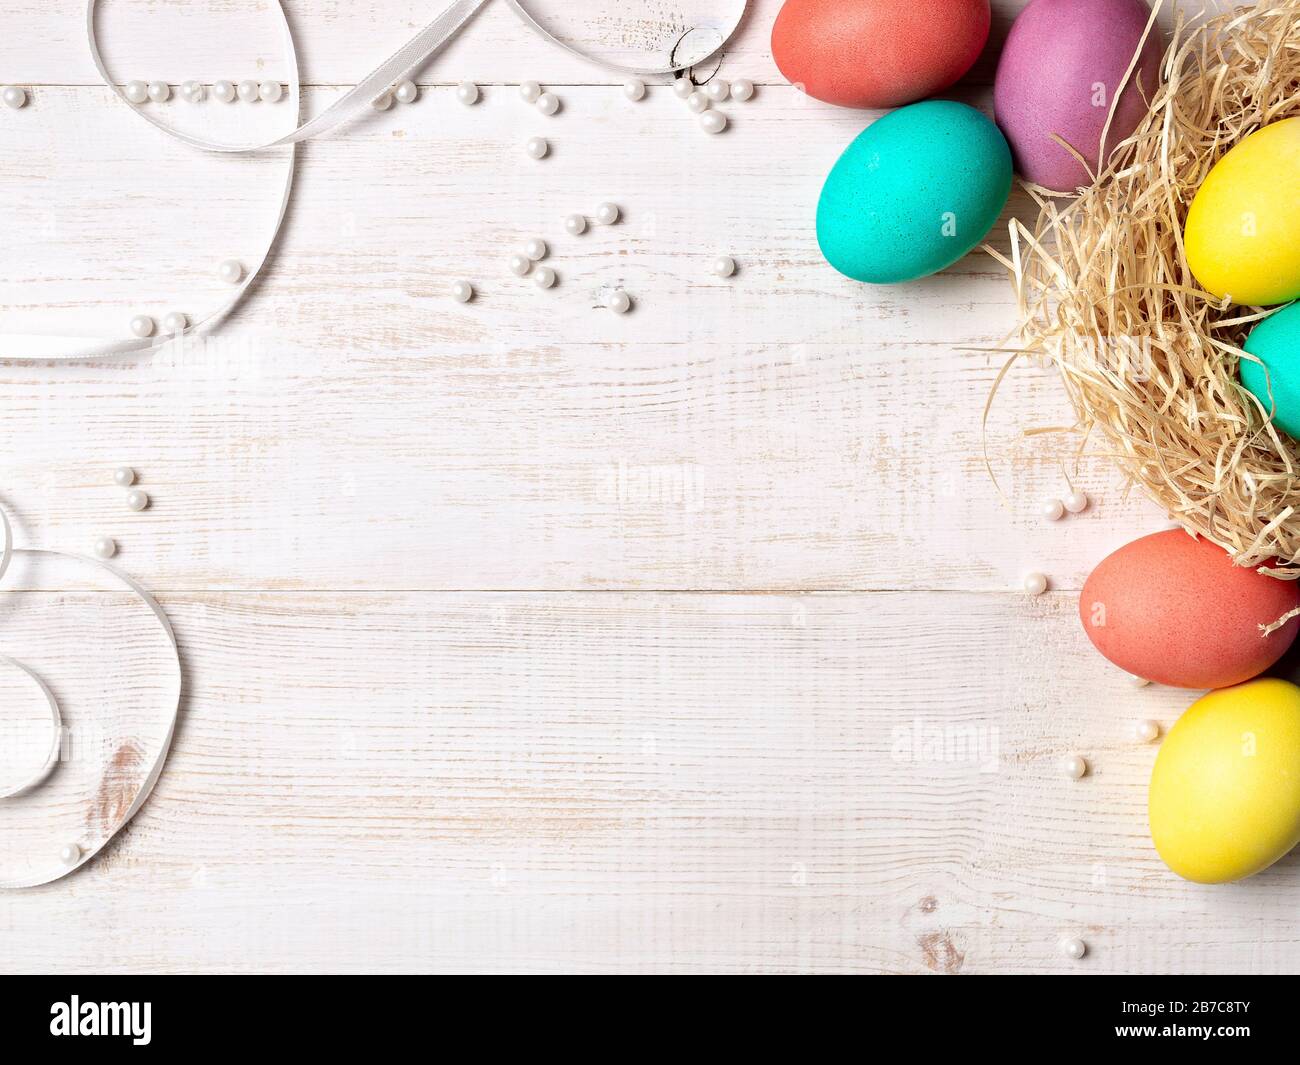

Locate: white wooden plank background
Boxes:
[1,0,1284,974]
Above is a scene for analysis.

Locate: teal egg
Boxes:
[1242,302,1300,439]
[816,100,1012,284]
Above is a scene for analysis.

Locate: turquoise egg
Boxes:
[816,100,1012,284]
[1242,302,1300,439]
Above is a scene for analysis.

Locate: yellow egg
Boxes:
[1149,678,1300,883]
[1184,117,1300,306]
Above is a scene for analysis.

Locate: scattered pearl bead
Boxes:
[519,80,542,103]
[237,79,259,103]
[3,86,28,109]
[457,81,479,106]
[565,213,587,236]
[450,280,474,303]
[509,254,532,277]
[1130,673,1151,688]
[218,259,244,284]
[163,311,188,335]
[148,80,170,103]
[1065,489,1089,513]
[672,78,694,99]
[730,78,755,102]
[533,266,556,289]
[181,80,205,103]
[113,467,136,487]
[394,80,418,105]
[623,78,646,101]
[1134,719,1160,744]
[212,80,236,104]
[606,290,632,314]
[713,255,736,278]
[124,80,149,104]
[686,91,710,114]
[595,202,620,226]
[1042,497,1065,521]
[704,79,729,102]
[126,489,150,512]
[59,843,81,866]
[1061,937,1087,960]
[372,92,394,111]
[129,315,155,339]
[259,80,283,103]
[700,110,727,134]
[94,537,117,560]
[526,136,549,160]
[524,238,547,262]
[1062,755,1088,780]
[1023,571,1048,596]
[535,91,559,115]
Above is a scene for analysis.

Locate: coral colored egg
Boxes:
[1150,680,1300,883]
[1079,530,1300,689]
[994,0,1163,192]
[1185,118,1300,307]
[772,0,991,109]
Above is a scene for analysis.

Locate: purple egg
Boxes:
[994,0,1163,192]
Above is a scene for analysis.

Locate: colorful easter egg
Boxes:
[771,0,991,109]
[1150,679,1300,883]
[1079,529,1300,688]
[1185,118,1300,307]
[815,100,1012,284]
[1240,301,1300,438]
[994,0,1163,192]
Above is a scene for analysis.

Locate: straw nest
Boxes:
[988,0,1300,579]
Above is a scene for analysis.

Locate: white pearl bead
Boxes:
[113,466,136,487]
[3,86,28,109]
[519,80,542,103]
[129,315,155,339]
[124,80,149,104]
[1062,755,1087,780]
[1134,719,1160,743]
[60,843,82,866]
[237,79,259,103]
[686,91,710,114]
[704,79,729,102]
[1042,497,1065,521]
[565,213,587,236]
[526,136,549,160]
[1061,937,1087,960]
[524,239,547,262]
[713,255,736,278]
[212,80,236,103]
[1065,489,1089,513]
[457,81,479,105]
[1023,572,1048,596]
[259,80,283,103]
[218,259,244,284]
[595,202,620,226]
[672,78,694,99]
[394,79,418,105]
[700,110,727,134]
[730,78,755,102]
[1130,673,1151,687]
[623,78,646,101]
[509,254,532,277]
[126,489,150,512]
[181,80,204,103]
[451,280,474,303]
[163,312,188,335]
[535,91,559,115]
[372,92,394,111]
[533,267,556,289]
[148,80,170,103]
[94,537,117,560]
[606,290,632,314]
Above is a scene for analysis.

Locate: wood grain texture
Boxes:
[0,0,1286,975]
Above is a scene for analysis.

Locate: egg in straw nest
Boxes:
[987,0,1300,586]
